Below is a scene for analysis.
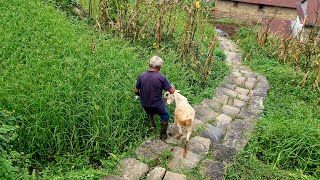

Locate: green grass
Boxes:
[0,0,227,178]
[225,27,320,179]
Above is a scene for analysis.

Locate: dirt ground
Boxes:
[211,22,242,38]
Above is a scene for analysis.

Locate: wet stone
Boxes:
[168,147,201,172]
[193,118,204,130]
[118,158,149,180]
[102,176,126,180]
[163,171,187,180]
[233,99,246,108]
[216,114,232,127]
[230,71,242,78]
[214,94,229,105]
[222,84,236,90]
[245,80,255,90]
[235,87,249,95]
[221,105,240,116]
[234,77,246,86]
[214,144,236,163]
[188,136,211,156]
[201,99,222,111]
[146,167,166,180]
[194,106,219,123]
[136,139,173,160]
[223,120,253,151]
[227,97,234,106]
[201,160,225,180]
[222,88,238,98]
[200,123,225,144]
[237,94,250,102]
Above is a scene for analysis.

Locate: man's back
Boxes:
[136,71,171,107]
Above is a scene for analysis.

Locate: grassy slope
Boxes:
[226,28,320,179]
[0,0,227,178]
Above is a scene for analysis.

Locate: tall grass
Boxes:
[0,0,228,170]
[226,27,320,179]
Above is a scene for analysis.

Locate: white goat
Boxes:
[164,90,195,158]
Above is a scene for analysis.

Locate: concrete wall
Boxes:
[214,0,297,23]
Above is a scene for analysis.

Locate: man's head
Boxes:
[149,56,163,71]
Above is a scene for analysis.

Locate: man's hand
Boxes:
[169,84,175,94]
[134,88,140,96]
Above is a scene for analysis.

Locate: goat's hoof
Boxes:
[183,152,187,158]
[177,133,183,140]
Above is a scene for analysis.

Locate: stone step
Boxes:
[146,167,166,180]
[163,171,187,180]
[168,146,201,172]
[136,139,173,161]
[201,160,225,180]
[200,123,225,144]
[118,158,149,180]
[188,136,211,156]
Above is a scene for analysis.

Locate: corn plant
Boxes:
[256,21,320,92]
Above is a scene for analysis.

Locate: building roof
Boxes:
[230,0,304,8]
[297,0,320,26]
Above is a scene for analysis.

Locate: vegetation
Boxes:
[256,24,320,91]
[0,0,226,178]
[226,27,320,179]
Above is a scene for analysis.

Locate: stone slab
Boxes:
[168,147,201,172]
[214,94,229,105]
[245,80,255,90]
[235,87,249,95]
[221,105,240,116]
[102,176,126,180]
[194,106,219,123]
[118,158,149,180]
[216,114,232,127]
[163,171,187,180]
[214,144,236,163]
[237,94,250,102]
[222,88,238,98]
[234,77,246,86]
[201,160,225,180]
[201,99,222,111]
[200,123,225,144]
[223,120,254,151]
[136,139,173,160]
[193,118,204,130]
[222,83,236,90]
[146,167,166,180]
[230,71,242,78]
[233,99,246,108]
[188,136,211,156]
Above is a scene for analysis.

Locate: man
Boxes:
[134,56,175,140]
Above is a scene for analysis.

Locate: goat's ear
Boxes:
[176,90,180,93]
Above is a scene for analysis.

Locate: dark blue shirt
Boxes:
[136,71,172,108]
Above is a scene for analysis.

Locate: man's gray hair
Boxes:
[149,56,163,68]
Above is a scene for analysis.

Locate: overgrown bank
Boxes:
[226,27,320,179]
[0,0,227,178]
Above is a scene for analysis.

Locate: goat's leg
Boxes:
[176,123,183,140]
[183,126,192,158]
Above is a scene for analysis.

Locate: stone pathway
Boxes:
[102,36,269,180]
